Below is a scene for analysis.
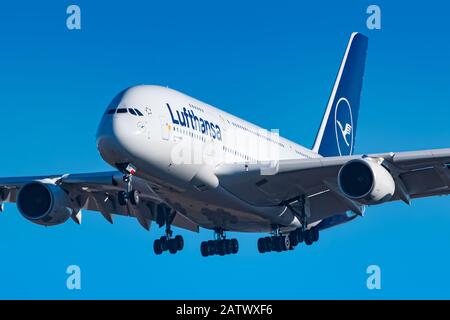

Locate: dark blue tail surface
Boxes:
[312,33,368,157]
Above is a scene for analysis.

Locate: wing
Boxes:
[216,148,450,223]
[0,171,199,232]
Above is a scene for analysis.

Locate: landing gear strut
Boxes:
[117,163,140,206]
[200,229,239,257]
[153,205,184,255]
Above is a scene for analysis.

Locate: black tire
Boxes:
[289,232,299,247]
[304,230,313,246]
[312,227,319,242]
[217,240,226,256]
[230,239,239,254]
[297,229,304,243]
[225,240,232,255]
[200,242,209,257]
[175,235,184,251]
[272,237,282,252]
[153,239,163,255]
[129,190,139,205]
[160,236,168,251]
[282,235,290,251]
[257,238,266,253]
[168,239,178,254]
[264,237,273,252]
[207,240,216,256]
[118,191,128,206]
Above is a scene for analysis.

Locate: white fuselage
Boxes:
[96,85,321,232]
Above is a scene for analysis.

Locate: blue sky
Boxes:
[0,1,449,299]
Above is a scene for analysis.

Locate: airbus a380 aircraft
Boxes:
[1,33,449,257]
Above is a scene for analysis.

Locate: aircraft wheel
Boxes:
[207,240,216,256]
[225,240,232,255]
[129,189,139,205]
[160,236,169,251]
[175,235,184,251]
[312,227,320,242]
[282,235,290,251]
[270,237,277,252]
[304,230,314,246]
[257,238,266,253]
[200,242,209,257]
[168,239,178,254]
[153,239,163,255]
[217,240,226,256]
[289,232,299,247]
[264,237,273,252]
[230,239,239,254]
[297,229,304,243]
[118,191,128,206]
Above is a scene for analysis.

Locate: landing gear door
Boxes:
[160,116,170,141]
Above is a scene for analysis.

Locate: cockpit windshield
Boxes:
[104,107,144,117]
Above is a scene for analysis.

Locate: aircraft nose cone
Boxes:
[96,115,134,166]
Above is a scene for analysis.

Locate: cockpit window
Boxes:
[107,106,144,116]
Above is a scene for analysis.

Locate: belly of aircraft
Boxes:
[156,184,296,233]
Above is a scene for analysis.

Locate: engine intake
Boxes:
[17,181,73,226]
[338,158,395,205]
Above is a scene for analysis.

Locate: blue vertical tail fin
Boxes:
[312,32,368,157]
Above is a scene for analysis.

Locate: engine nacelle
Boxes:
[337,158,395,205]
[17,181,73,226]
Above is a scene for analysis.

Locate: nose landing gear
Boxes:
[117,163,140,206]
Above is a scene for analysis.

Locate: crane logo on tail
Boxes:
[336,120,352,147]
[334,97,354,156]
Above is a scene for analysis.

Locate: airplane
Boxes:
[1,32,449,257]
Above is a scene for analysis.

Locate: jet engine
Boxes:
[337,158,396,205]
[16,181,73,226]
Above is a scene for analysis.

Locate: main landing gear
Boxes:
[117,163,140,206]
[200,229,239,257]
[153,205,185,255]
[288,226,319,247]
[153,233,184,255]
[257,226,319,254]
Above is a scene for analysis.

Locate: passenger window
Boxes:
[117,108,127,113]
[128,108,137,115]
